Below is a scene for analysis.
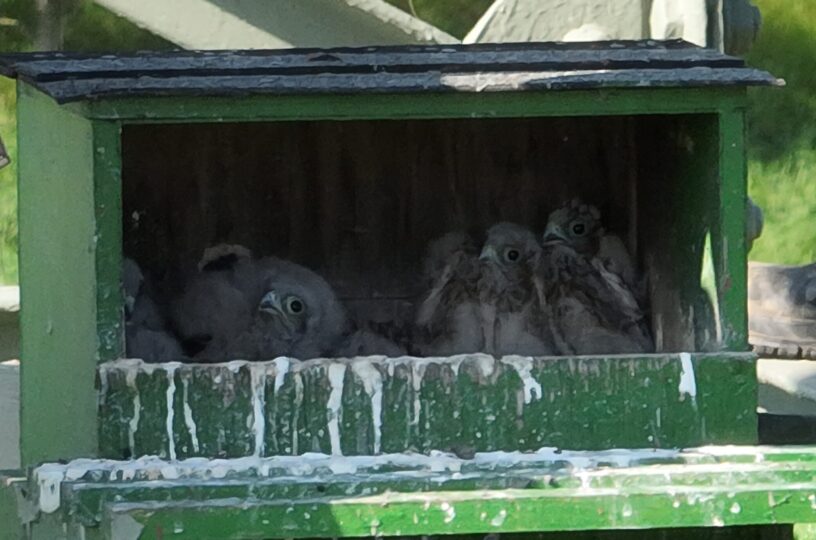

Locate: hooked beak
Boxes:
[542,224,568,244]
[258,290,283,316]
[479,245,500,263]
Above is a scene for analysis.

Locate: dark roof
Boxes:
[0,40,781,104]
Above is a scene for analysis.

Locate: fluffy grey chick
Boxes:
[541,219,653,355]
[200,257,349,361]
[544,199,642,297]
[123,258,184,362]
[332,328,407,357]
[415,232,484,356]
[478,222,558,356]
[171,247,258,358]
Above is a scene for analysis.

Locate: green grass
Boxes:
[746,0,816,264]
[749,149,816,263]
[0,78,16,283]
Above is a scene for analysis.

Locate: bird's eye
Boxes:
[285,296,304,315]
[505,248,521,262]
[571,222,586,236]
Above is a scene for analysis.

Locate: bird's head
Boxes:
[479,222,540,268]
[543,198,603,255]
[258,287,309,334]
[255,258,348,354]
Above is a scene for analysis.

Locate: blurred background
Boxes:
[0,0,810,285]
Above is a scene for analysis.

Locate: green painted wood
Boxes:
[93,122,124,362]
[62,87,749,122]
[97,354,756,459]
[636,114,722,351]
[44,450,816,530]
[714,110,749,351]
[17,446,816,536]
[99,478,816,539]
[0,473,25,540]
[17,85,100,466]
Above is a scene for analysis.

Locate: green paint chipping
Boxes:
[92,121,124,362]
[97,354,756,460]
[17,86,99,466]
[714,111,749,350]
[17,445,816,537]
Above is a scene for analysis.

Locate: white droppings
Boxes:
[450,357,462,377]
[501,356,542,404]
[678,353,697,403]
[490,509,507,527]
[33,445,693,513]
[273,357,290,393]
[428,450,462,473]
[441,501,456,523]
[352,359,384,454]
[181,377,199,454]
[292,372,304,455]
[125,369,140,457]
[411,361,427,426]
[250,363,268,457]
[160,465,180,480]
[474,354,496,378]
[730,502,741,514]
[621,503,633,518]
[328,457,358,475]
[226,360,247,373]
[326,363,347,456]
[165,363,181,460]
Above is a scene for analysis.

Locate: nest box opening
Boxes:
[122,113,720,357]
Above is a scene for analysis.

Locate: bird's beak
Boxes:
[479,245,500,263]
[124,295,136,318]
[542,224,568,244]
[258,290,283,316]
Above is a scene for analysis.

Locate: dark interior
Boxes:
[121,114,720,353]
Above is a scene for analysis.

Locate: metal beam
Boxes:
[93,0,457,49]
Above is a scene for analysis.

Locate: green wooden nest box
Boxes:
[2,41,809,539]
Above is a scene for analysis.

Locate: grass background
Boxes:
[0,0,810,283]
[744,0,816,264]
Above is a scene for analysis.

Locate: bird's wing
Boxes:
[543,244,653,353]
[126,325,185,363]
[532,256,573,355]
[171,272,254,347]
[415,255,484,356]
